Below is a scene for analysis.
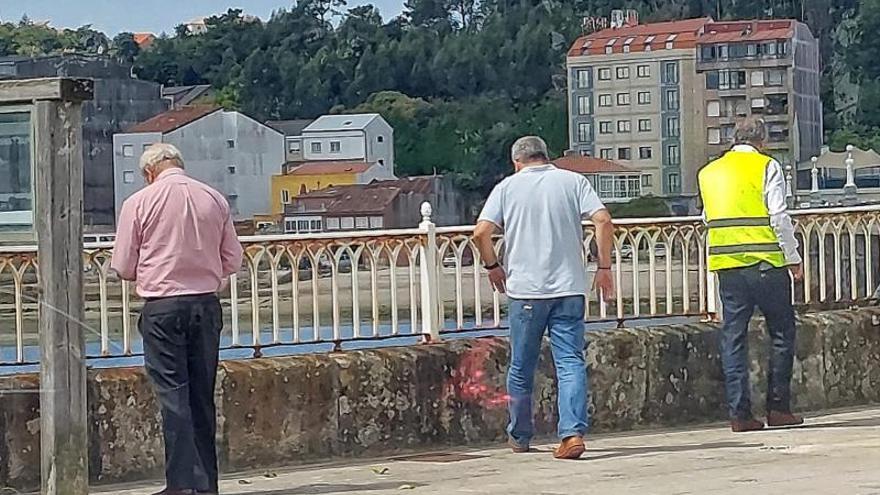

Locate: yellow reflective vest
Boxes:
[698,150,786,272]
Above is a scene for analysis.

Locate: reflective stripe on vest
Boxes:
[698,150,786,271]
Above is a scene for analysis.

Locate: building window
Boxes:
[667,145,681,165]
[664,89,679,110]
[330,141,341,153]
[355,217,369,229]
[597,68,611,81]
[616,66,630,79]
[281,189,290,204]
[284,219,295,233]
[617,120,631,133]
[706,71,719,90]
[638,119,652,132]
[142,143,152,152]
[641,174,652,187]
[751,70,764,87]
[311,142,321,153]
[378,159,385,166]
[767,69,786,86]
[122,144,134,157]
[618,147,632,160]
[341,217,355,229]
[719,69,747,89]
[666,116,680,137]
[226,139,235,149]
[768,123,789,142]
[577,69,592,88]
[326,217,340,230]
[370,216,384,228]
[707,100,721,117]
[637,91,651,105]
[668,173,681,192]
[598,121,612,134]
[227,165,236,174]
[639,147,652,159]
[662,62,679,83]
[616,92,630,106]
[598,94,612,107]
[377,135,384,143]
[722,124,735,142]
[599,148,613,159]
[578,122,593,142]
[288,139,301,152]
[637,65,650,78]
[579,149,592,157]
[577,95,592,115]
[708,128,721,144]
[122,170,135,184]
[599,175,613,196]
[665,34,677,50]
[751,98,766,113]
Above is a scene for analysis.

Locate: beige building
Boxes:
[567,16,821,199]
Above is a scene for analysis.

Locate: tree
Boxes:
[111,32,140,64]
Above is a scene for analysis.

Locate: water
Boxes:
[0,315,699,375]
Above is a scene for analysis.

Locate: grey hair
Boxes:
[511,136,549,162]
[139,143,184,171]
[733,116,766,146]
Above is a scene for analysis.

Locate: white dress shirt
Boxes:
[705,145,802,265]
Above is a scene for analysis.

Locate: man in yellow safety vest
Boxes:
[698,116,805,433]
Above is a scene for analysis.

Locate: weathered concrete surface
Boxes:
[100,407,880,495]
[1,307,879,490]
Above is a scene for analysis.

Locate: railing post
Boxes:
[419,202,441,342]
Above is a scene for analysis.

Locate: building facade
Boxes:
[113,106,285,221]
[270,161,391,215]
[553,153,650,203]
[301,114,395,174]
[0,55,168,227]
[266,119,314,163]
[567,16,821,198]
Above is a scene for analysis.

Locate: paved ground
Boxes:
[99,407,880,495]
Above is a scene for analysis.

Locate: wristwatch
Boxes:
[484,261,500,270]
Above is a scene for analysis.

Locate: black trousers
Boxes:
[717,265,797,420]
[140,293,222,492]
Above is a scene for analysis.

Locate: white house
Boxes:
[301,114,395,177]
[112,105,284,222]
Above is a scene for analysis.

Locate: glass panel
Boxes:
[0,111,33,235]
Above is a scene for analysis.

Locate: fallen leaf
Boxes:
[371,466,390,475]
[238,479,253,485]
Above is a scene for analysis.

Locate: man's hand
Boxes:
[593,268,614,301]
[488,266,507,294]
[789,264,803,282]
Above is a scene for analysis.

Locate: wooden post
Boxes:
[0,77,94,495]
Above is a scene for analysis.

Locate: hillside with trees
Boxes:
[0,0,876,193]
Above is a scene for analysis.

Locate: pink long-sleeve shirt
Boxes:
[111,168,244,298]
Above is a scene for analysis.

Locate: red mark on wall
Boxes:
[444,341,509,409]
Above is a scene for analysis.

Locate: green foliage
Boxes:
[607,196,671,218]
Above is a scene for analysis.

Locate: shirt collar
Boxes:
[519,163,556,173]
[156,168,186,181]
[731,144,759,153]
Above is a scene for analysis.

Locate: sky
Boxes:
[0,0,406,35]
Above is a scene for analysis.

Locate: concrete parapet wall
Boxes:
[1,307,878,489]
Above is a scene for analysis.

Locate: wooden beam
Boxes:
[0,78,94,104]
[34,99,89,494]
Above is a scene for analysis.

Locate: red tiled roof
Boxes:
[698,20,794,44]
[127,105,220,134]
[286,161,372,176]
[133,33,155,48]
[553,155,635,174]
[325,187,400,215]
[569,17,712,56]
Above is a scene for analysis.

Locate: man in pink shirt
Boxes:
[112,143,243,495]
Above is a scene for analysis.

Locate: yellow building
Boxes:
[270,161,388,215]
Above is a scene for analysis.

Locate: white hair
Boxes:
[139,143,184,171]
[511,136,549,162]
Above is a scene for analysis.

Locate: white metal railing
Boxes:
[1,203,879,365]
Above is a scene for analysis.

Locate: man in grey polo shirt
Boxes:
[473,136,614,460]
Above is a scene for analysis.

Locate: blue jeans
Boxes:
[507,295,588,445]
[718,265,797,420]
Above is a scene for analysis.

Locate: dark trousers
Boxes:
[140,293,222,492]
[718,265,797,420]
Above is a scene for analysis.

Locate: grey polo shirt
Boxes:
[478,164,605,299]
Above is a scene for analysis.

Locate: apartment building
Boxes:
[567,16,821,198]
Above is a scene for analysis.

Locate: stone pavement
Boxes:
[99,408,880,495]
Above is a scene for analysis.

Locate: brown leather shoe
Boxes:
[767,410,804,427]
[553,435,586,460]
[508,437,529,453]
[730,418,765,433]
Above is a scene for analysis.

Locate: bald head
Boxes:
[733,117,766,148]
